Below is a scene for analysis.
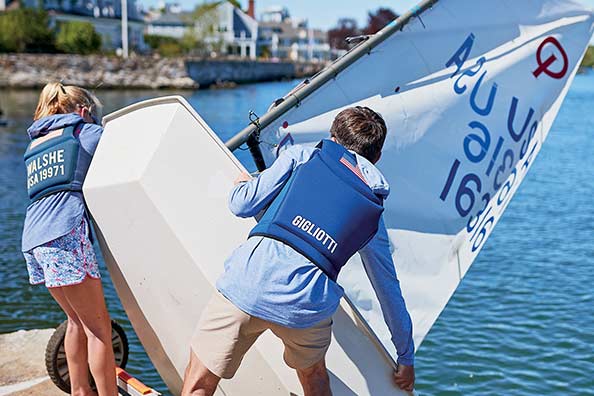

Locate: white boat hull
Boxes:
[84,96,407,396]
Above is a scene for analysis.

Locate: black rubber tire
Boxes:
[45,319,129,393]
[45,320,70,393]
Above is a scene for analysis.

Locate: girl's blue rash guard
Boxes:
[21,113,103,252]
[217,144,415,366]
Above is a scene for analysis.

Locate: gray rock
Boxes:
[0,54,200,90]
[0,328,54,387]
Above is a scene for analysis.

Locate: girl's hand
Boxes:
[234,172,252,185]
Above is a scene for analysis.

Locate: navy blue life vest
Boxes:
[249,139,384,281]
[23,123,92,202]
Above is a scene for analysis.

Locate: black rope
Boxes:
[248,110,262,140]
[246,110,267,171]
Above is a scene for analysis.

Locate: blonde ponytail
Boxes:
[34,82,102,120]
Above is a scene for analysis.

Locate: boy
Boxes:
[182,106,415,396]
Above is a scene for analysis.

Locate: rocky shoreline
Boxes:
[0,54,199,90]
[0,328,63,395]
[0,54,325,90]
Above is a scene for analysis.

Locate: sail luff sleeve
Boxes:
[225,0,440,152]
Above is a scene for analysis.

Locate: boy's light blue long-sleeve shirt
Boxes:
[216,144,415,366]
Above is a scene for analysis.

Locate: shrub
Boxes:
[144,34,179,50]
[157,41,184,57]
[0,9,55,53]
[581,46,594,68]
[56,21,101,54]
[144,34,202,57]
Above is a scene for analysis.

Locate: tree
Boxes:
[363,7,398,35]
[191,2,220,35]
[180,27,206,55]
[327,18,360,50]
[0,9,55,53]
[56,21,101,54]
[188,2,224,55]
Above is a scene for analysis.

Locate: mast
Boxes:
[121,0,129,59]
[225,0,439,160]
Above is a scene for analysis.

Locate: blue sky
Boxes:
[233,0,422,29]
[148,0,594,30]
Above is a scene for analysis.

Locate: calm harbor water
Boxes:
[1,74,593,395]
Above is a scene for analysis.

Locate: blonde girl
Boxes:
[22,82,116,396]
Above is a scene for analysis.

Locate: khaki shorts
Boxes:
[191,292,332,379]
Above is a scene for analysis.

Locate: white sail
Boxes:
[251,0,594,361]
[82,2,594,394]
[85,97,414,395]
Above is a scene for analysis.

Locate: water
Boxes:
[1,75,593,395]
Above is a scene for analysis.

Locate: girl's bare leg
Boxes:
[59,277,117,396]
[49,287,96,396]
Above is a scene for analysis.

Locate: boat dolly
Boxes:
[45,320,159,395]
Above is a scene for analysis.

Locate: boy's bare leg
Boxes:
[181,349,221,396]
[296,358,332,396]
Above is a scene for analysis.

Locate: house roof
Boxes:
[232,7,254,38]
[258,21,326,42]
[149,11,192,27]
[22,0,143,21]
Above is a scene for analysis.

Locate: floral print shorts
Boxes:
[24,218,100,288]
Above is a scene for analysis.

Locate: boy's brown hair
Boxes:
[330,106,387,163]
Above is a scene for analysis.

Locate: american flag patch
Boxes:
[339,154,368,185]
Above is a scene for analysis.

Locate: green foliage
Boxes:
[145,1,245,57]
[180,29,204,53]
[191,1,220,35]
[55,21,101,54]
[144,2,225,57]
[156,41,184,57]
[144,34,191,57]
[144,34,179,50]
[260,45,271,59]
[0,9,101,55]
[190,2,223,54]
[0,8,55,53]
[581,46,594,68]
[192,1,221,18]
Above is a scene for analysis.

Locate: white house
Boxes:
[205,1,258,59]
[145,1,258,59]
[257,7,330,62]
